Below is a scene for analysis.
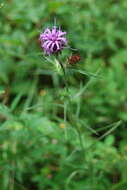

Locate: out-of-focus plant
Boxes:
[0,0,127,190]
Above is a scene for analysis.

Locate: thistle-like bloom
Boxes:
[39,26,67,55]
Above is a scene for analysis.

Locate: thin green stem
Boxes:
[56,55,69,93]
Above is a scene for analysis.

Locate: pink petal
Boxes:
[42,41,50,48]
[44,28,52,34]
[57,37,67,44]
[52,27,57,35]
[55,41,60,50]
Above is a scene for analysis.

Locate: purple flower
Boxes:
[39,26,67,55]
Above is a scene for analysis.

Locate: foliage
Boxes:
[0,0,127,189]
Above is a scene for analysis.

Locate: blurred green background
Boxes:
[1,0,127,190]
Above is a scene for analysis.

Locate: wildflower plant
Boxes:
[39,23,89,148]
[39,24,70,93]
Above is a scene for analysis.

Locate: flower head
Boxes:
[39,26,67,55]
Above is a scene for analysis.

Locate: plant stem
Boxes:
[56,55,69,93]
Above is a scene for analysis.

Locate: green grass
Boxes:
[0,0,127,189]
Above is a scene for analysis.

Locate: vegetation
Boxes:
[0,0,127,189]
